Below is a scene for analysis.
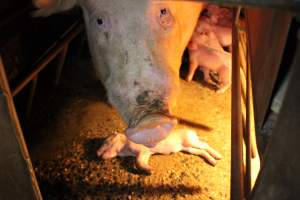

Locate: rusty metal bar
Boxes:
[239,25,259,160]
[55,44,69,85]
[249,96,258,159]
[236,23,252,197]
[11,21,84,97]
[231,6,245,200]
[244,31,252,199]
[245,37,258,160]
[192,0,300,12]
[237,26,252,197]
[0,57,12,95]
[25,76,38,119]
[244,8,260,161]
[0,54,42,199]
[236,10,261,198]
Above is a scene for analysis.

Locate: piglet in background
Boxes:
[186,5,233,93]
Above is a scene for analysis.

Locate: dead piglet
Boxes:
[97,129,222,174]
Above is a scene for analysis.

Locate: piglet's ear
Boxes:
[32,0,77,17]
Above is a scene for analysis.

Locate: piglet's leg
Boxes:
[135,151,153,173]
[97,133,129,159]
[216,65,231,93]
[186,60,198,82]
[181,130,222,166]
[97,132,154,173]
[200,67,211,83]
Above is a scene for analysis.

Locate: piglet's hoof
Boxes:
[97,129,222,173]
[215,82,230,93]
[97,132,153,174]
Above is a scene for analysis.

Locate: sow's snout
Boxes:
[125,113,178,147]
[123,77,179,148]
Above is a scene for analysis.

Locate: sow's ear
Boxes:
[32,0,77,17]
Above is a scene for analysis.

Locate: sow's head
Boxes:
[33,0,203,128]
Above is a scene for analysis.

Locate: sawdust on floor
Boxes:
[27,56,231,200]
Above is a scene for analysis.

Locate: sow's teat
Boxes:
[125,115,178,148]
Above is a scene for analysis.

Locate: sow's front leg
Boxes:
[97,129,222,174]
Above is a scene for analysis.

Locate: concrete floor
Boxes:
[27,54,231,200]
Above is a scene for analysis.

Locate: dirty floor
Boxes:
[26,53,231,200]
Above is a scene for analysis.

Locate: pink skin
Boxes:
[189,31,224,51]
[206,5,233,27]
[186,31,232,93]
[97,129,222,174]
[196,17,232,48]
[198,5,233,48]
[125,114,178,148]
[185,5,232,93]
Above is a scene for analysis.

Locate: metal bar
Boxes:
[55,44,69,85]
[239,31,247,108]
[11,22,84,97]
[0,57,12,95]
[243,8,262,160]
[245,30,252,199]
[188,0,300,12]
[237,25,252,197]
[246,40,258,160]
[0,55,42,199]
[230,6,245,200]
[25,76,38,119]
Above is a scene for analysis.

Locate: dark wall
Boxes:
[0,93,40,200]
[0,0,30,20]
[246,7,291,132]
[0,0,82,85]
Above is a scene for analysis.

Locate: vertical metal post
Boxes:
[231,7,245,200]
[245,31,252,198]
[0,54,42,199]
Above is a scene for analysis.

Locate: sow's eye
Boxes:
[96,15,107,28]
[97,18,104,26]
[158,8,174,29]
[94,14,111,42]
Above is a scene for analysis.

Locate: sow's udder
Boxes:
[125,113,178,148]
